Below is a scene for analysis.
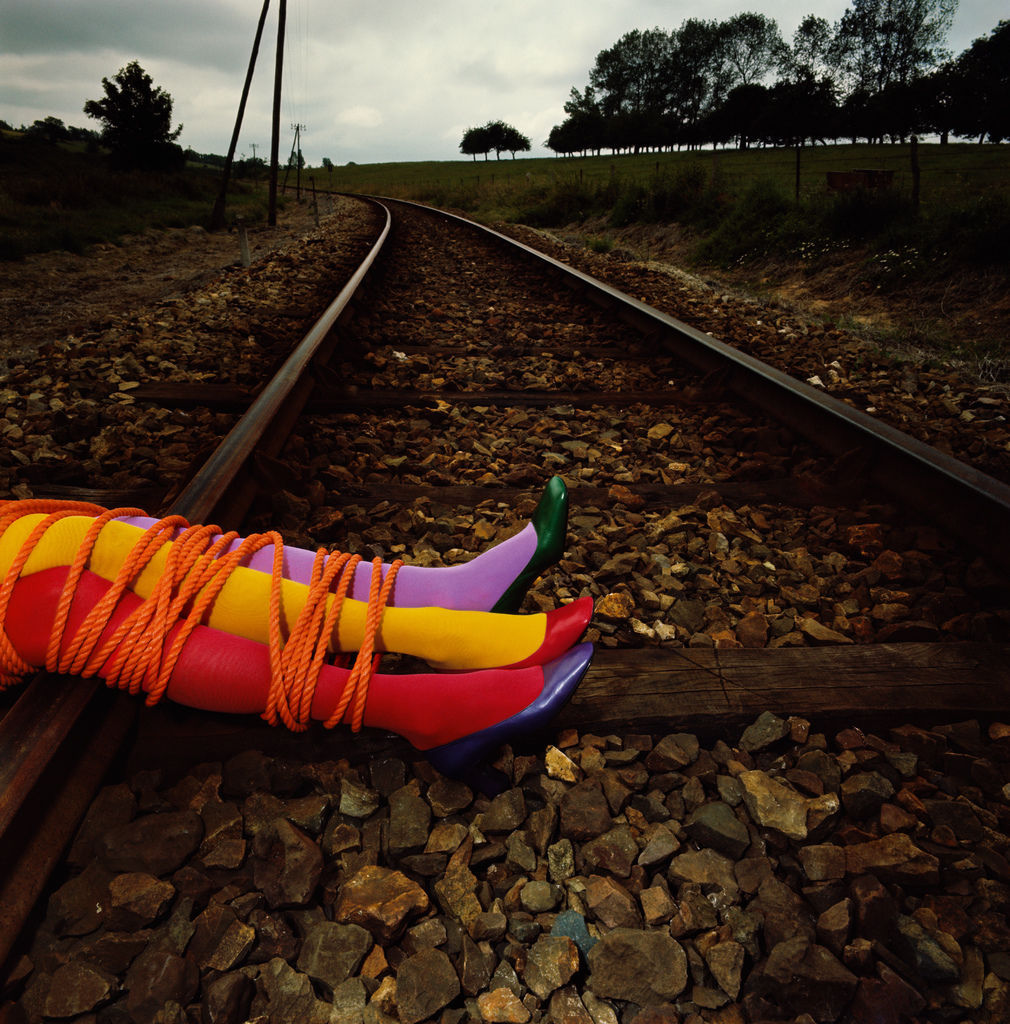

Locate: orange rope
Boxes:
[0,499,402,732]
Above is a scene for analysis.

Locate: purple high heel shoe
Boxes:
[423,641,594,793]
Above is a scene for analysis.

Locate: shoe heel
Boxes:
[492,476,569,613]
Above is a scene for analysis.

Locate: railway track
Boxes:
[2,196,1009,1023]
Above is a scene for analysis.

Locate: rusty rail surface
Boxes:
[0,198,392,971]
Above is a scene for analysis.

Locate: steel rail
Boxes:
[0,198,392,974]
[368,195,1010,574]
[171,200,392,525]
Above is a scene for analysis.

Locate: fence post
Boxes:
[237,217,251,267]
[910,136,920,210]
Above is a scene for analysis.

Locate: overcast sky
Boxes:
[2,0,1003,165]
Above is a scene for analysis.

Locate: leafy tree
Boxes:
[546,121,581,156]
[484,120,525,159]
[945,20,1010,142]
[65,124,100,145]
[25,116,69,144]
[712,83,772,148]
[499,123,532,158]
[911,65,957,142]
[760,77,838,145]
[562,87,608,154]
[832,0,957,94]
[549,1,969,153]
[838,86,891,141]
[84,60,183,170]
[720,12,786,87]
[462,121,530,160]
[484,121,509,159]
[668,19,734,145]
[460,125,491,160]
[781,15,838,83]
[589,28,675,119]
[184,149,226,167]
[235,155,266,179]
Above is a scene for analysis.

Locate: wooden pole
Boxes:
[211,0,271,231]
[268,0,287,227]
[910,135,920,211]
[292,123,305,200]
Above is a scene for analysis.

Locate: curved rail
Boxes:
[367,195,1010,575]
[0,198,393,970]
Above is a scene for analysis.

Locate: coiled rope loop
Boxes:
[0,500,401,732]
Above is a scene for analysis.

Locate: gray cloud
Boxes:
[5,0,245,69]
[1,0,1001,164]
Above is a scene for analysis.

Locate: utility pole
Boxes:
[250,142,258,160]
[210,0,271,231]
[268,0,287,227]
[292,122,306,199]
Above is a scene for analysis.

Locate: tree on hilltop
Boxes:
[832,0,958,94]
[720,12,786,86]
[944,19,1009,142]
[460,121,530,160]
[84,60,184,170]
[486,120,531,159]
[460,125,491,160]
[782,15,837,83]
[25,116,69,144]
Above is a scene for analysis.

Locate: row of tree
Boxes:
[5,116,99,146]
[459,120,532,160]
[545,2,1009,155]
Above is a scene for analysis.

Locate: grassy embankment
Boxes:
[0,131,272,260]
[327,142,1008,284]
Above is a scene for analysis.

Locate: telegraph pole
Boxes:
[268,0,287,226]
[210,0,271,231]
[292,122,306,199]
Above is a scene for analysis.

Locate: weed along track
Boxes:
[2,198,1010,1023]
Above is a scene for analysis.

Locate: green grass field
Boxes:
[316,142,1010,220]
[315,144,1010,308]
[5,132,1005,261]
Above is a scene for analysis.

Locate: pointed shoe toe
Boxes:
[423,641,594,789]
